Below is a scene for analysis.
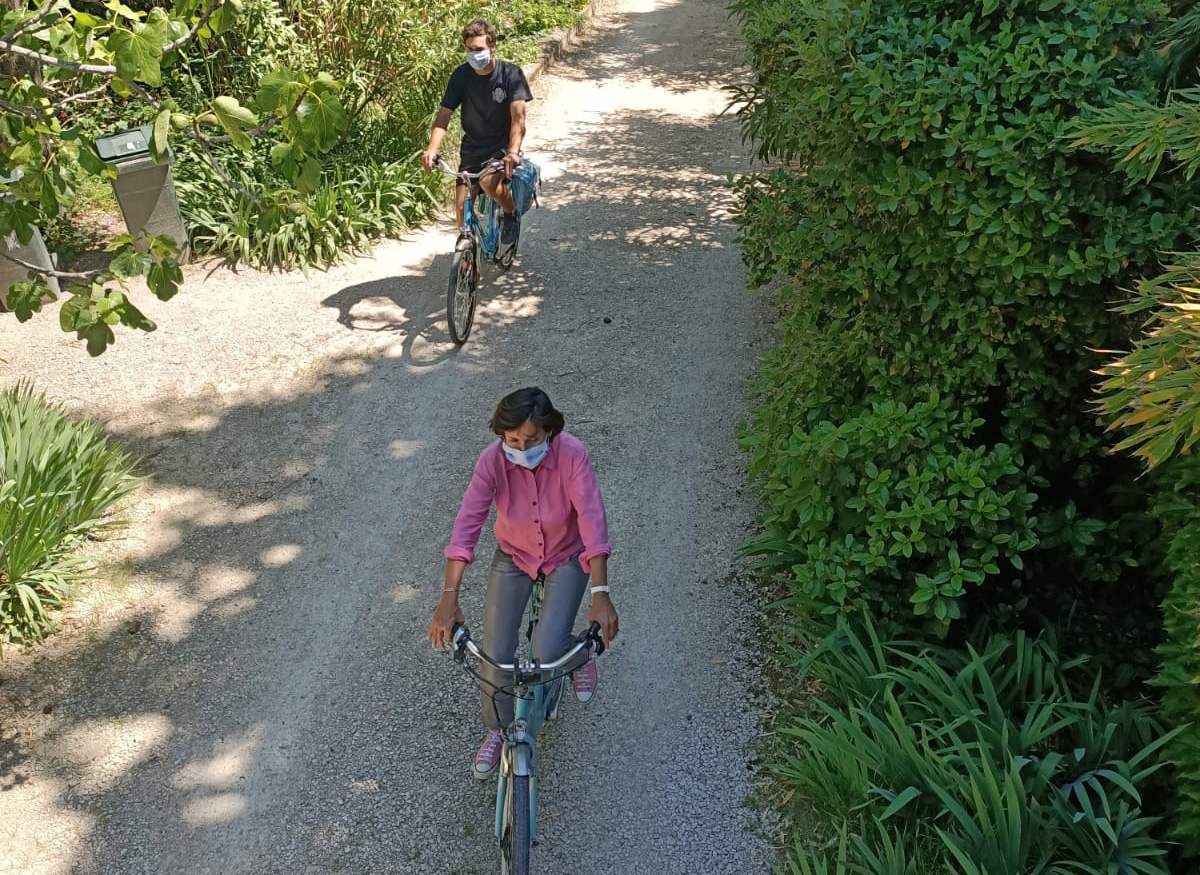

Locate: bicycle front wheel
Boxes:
[446,247,477,345]
[500,773,530,875]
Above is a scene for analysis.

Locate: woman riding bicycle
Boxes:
[428,387,620,779]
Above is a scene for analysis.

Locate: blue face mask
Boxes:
[503,438,549,469]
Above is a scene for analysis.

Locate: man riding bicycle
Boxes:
[422,19,532,249]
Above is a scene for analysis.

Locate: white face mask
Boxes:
[503,438,549,469]
[466,48,492,71]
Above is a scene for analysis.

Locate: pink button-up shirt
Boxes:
[445,431,611,580]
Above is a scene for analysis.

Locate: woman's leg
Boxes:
[530,558,589,664]
[480,549,533,730]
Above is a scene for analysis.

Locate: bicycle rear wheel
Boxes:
[500,774,530,875]
[446,246,477,345]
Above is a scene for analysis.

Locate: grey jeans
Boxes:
[480,548,589,730]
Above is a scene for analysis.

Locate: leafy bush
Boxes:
[730,0,1193,652]
[745,393,1037,633]
[773,618,1175,874]
[0,385,140,643]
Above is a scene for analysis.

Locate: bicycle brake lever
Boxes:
[587,621,606,657]
[451,622,469,662]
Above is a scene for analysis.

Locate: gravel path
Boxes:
[0,1,774,872]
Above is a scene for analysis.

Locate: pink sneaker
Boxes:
[572,651,598,703]
[474,729,504,780]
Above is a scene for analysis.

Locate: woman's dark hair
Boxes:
[489,387,565,437]
[462,19,497,47]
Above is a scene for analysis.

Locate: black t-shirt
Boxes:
[440,60,533,155]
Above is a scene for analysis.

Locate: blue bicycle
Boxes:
[434,155,521,345]
[450,584,604,875]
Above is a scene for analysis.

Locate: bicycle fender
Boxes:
[511,742,533,777]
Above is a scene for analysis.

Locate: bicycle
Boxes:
[449,581,605,875]
[433,155,523,345]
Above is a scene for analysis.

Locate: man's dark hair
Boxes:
[462,19,498,48]
[490,387,565,437]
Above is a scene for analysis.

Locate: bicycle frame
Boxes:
[452,589,601,858]
[493,580,559,845]
[464,184,502,263]
[438,156,504,263]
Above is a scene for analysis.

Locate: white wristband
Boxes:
[590,585,611,595]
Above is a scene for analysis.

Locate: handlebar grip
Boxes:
[451,623,469,655]
[586,621,606,657]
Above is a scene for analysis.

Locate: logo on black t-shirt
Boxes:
[492,87,506,103]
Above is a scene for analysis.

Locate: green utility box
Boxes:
[95,125,190,260]
[0,170,59,311]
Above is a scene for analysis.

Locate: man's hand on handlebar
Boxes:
[502,150,521,179]
[422,149,440,174]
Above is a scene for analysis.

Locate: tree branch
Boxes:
[0,83,109,120]
[0,39,116,75]
[0,95,41,119]
[0,249,100,282]
[128,79,160,109]
[0,0,59,46]
[192,119,264,209]
[0,0,227,77]
[163,0,227,54]
[200,116,280,144]
[51,81,109,108]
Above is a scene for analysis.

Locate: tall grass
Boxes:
[0,384,140,643]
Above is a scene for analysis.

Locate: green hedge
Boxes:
[773,619,1175,874]
[731,0,1192,664]
[1150,457,1200,856]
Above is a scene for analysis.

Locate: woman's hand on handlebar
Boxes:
[422,149,439,174]
[428,590,465,650]
[587,592,619,645]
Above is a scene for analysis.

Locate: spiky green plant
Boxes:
[773,618,1174,875]
[0,384,140,643]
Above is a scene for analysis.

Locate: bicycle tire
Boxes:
[500,774,531,875]
[545,677,564,721]
[446,247,477,345]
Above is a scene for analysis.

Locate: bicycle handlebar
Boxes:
[432,153,507,183]
[451,621,605,680]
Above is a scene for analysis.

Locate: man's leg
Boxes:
[480,167,519,248]
[455,182,467,231]
[481,173,517,214]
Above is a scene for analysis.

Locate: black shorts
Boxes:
[457,147,506,188]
